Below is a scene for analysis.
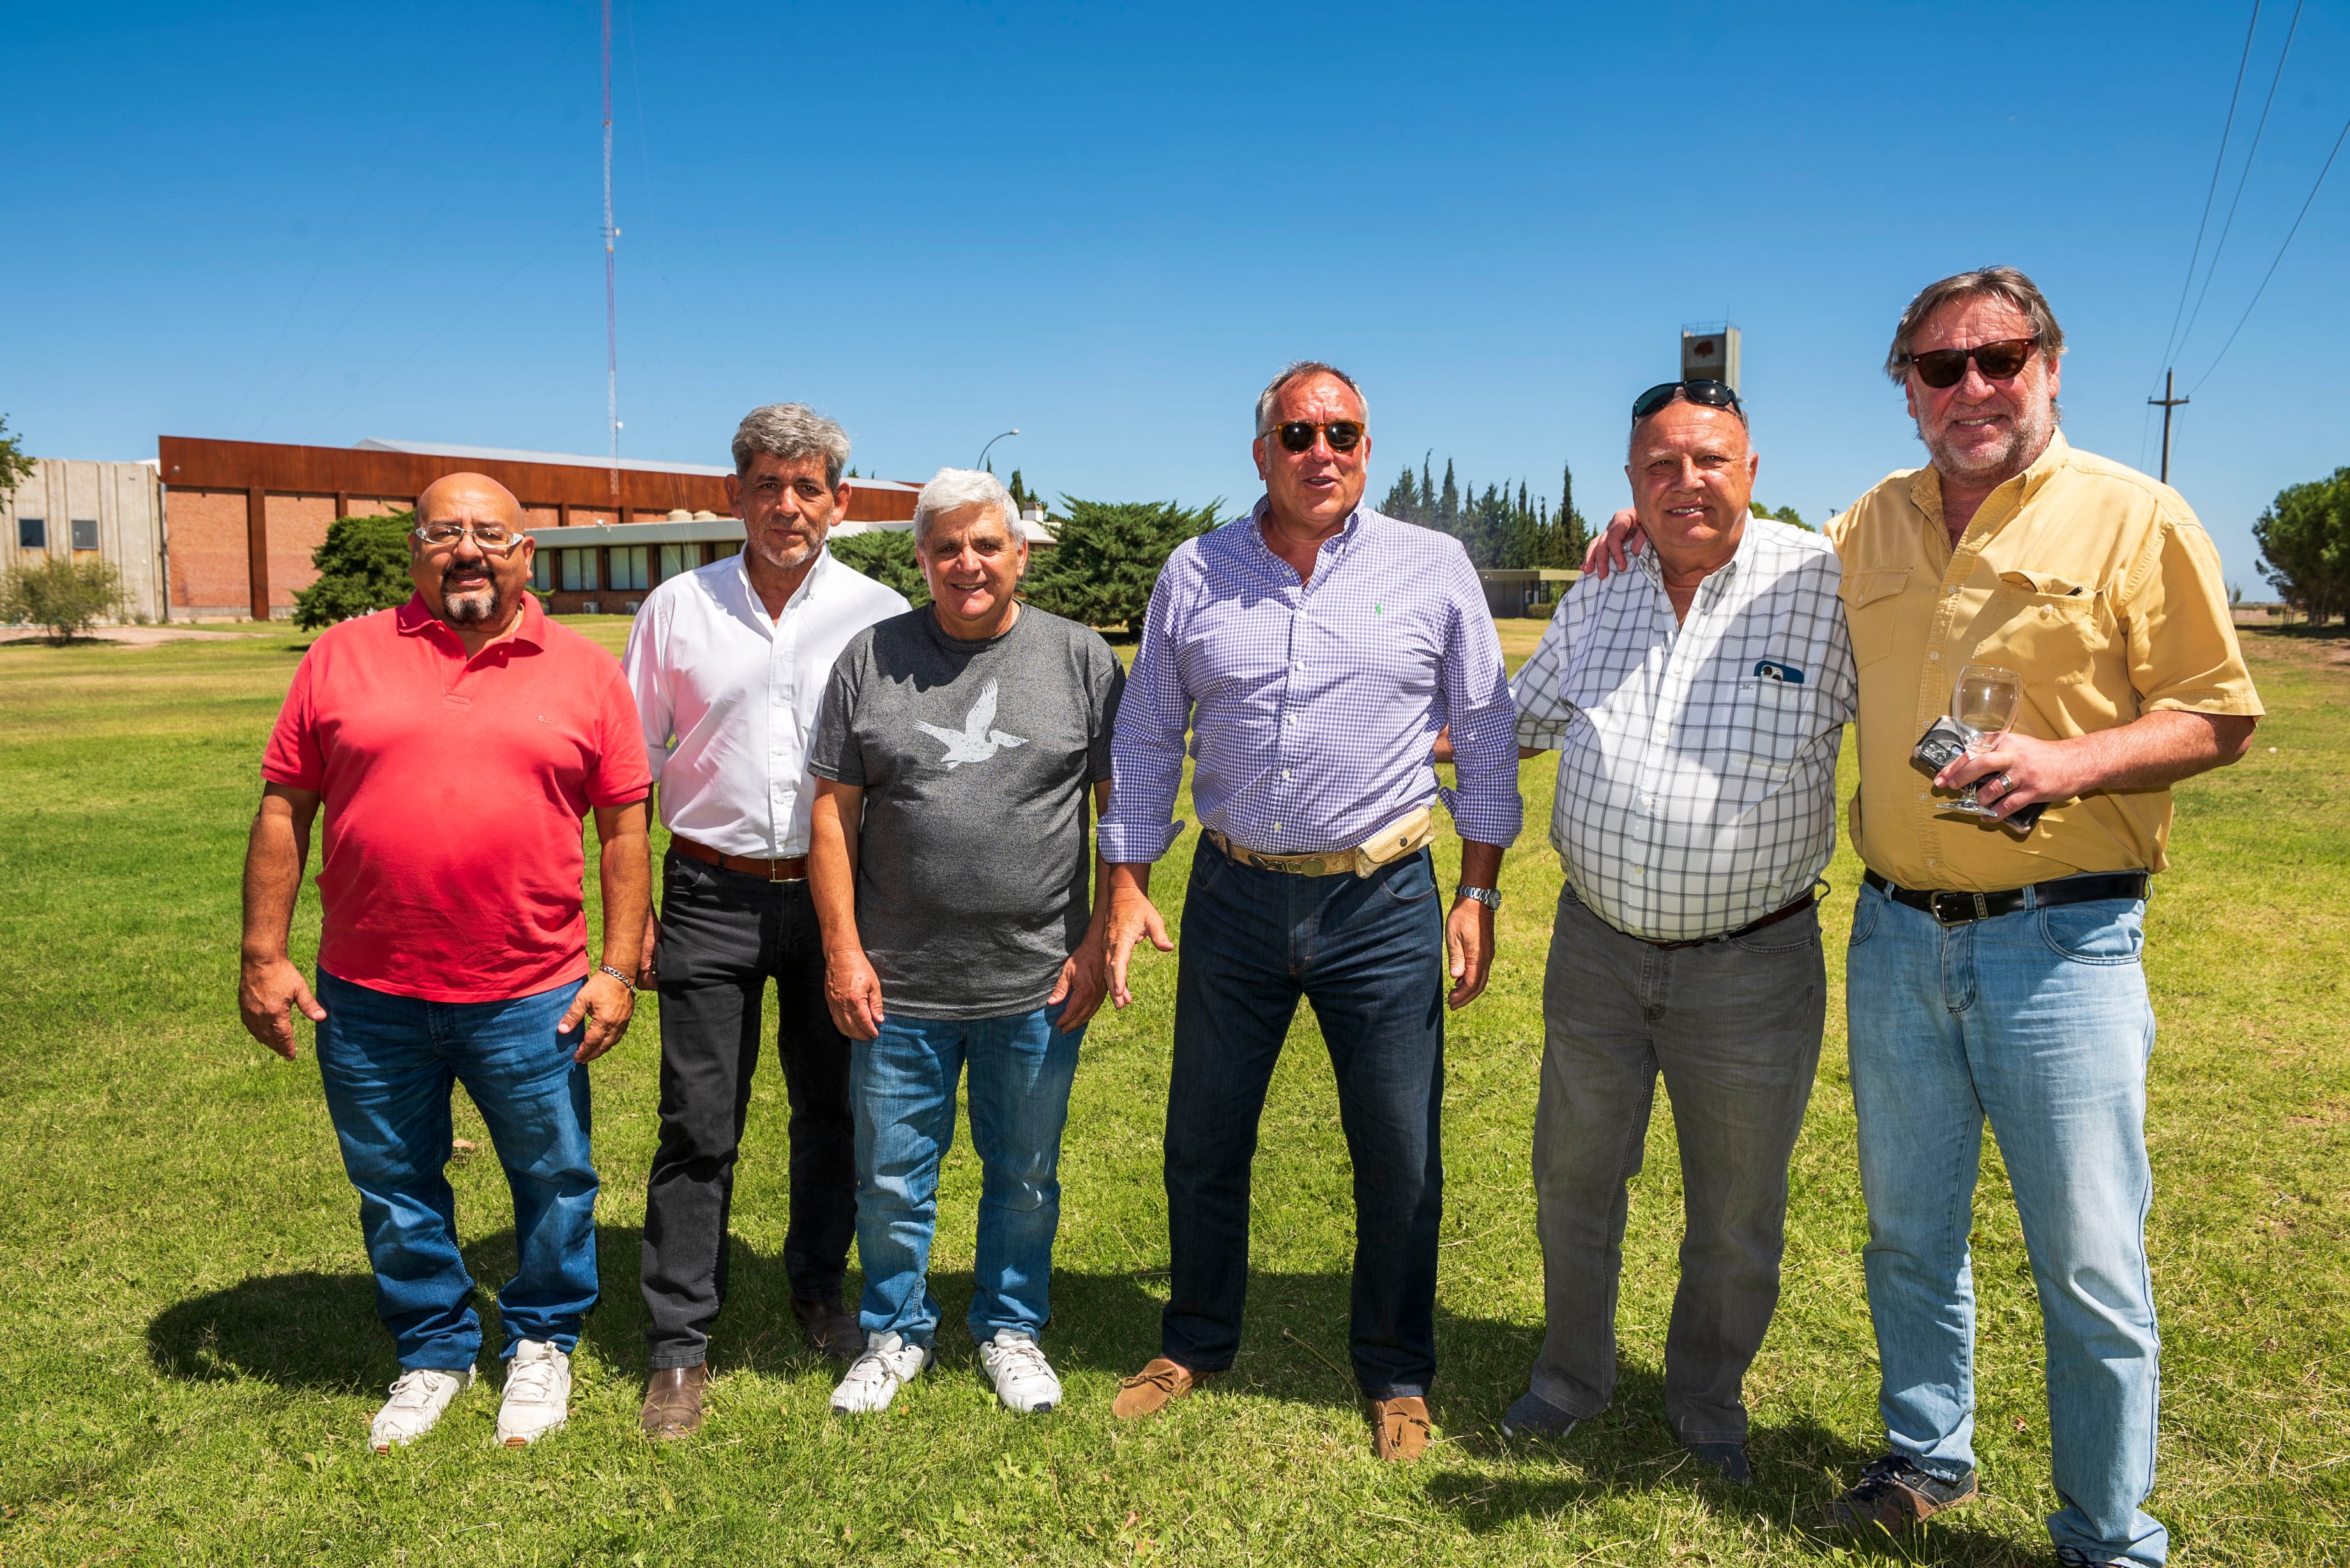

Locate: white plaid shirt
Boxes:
[1512,515,1856,940]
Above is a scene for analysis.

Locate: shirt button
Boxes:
[1282,769,1292,780]
[1945,585,1959,596]
[1272,824,1283,833]
[1928,651,1941,661]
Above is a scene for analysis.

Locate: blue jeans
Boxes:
[315,969,602,1371]
[1163,840,1446,1399]
[850,1003,1084,1346]
[1846,880,2165,1567]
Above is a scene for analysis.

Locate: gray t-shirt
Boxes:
[808,605,1125,1020]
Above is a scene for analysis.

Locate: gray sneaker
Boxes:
[1500,1388,1577,1440]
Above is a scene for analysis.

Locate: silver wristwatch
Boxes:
[1455,885,1503,911]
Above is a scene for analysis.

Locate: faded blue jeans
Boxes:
[1846,878,2165,1567]
[314,969,601,1371]
[850,1003,1084,1347]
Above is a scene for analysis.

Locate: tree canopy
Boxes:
[292,512,416,630]
[828,531,929,607]
[1023,498,1218,633]
[1379,456,1589,568]
[2255,466,2350,625]
[0,414,35,502]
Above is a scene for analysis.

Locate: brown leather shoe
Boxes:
[1112,1357,1208,1418]
[639,1364,708,1441]
[792,1295,863,1364]
[1370,1395,1434,1462]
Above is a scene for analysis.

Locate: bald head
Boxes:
[409,471,534,640]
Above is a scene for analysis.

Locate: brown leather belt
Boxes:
[672,835,808,882]
[1644,890,1819,951]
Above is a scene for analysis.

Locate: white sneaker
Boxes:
[371,1366,474,1452]
[979,1329,1062,1415]
[829,1331,932,1415]
[495,1340,572,1447]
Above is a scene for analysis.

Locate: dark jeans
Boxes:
[1529,886,1824,1444]
[1162,838,1447,1399]
[640,850,856,1369]
[314,969,599,1371]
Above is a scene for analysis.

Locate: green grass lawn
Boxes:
[0,616,2344,1565]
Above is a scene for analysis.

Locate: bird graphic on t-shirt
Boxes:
[916,679,1029,770]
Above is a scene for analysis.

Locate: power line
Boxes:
[2190,109,2350,394]
[2172,0,2304,368]
[2153,0,2264,385]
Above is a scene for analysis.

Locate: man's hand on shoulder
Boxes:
[562,969,635,1063]
[1102,864,1172,1011]
[239,953,326,1061]
[1581,508,1645,579]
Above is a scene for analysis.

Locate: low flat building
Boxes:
[156,435,925,619]
[3,457,169,622]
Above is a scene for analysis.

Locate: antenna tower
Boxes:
[601,0,619,497]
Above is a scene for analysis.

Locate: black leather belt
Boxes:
[1646,890,1818,951]
[1863,868,2148,926]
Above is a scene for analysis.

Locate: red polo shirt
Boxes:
[263,594,651,1002]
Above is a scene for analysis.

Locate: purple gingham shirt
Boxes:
[1099,499,1522,862]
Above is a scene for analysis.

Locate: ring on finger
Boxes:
[1995,771,2014,794]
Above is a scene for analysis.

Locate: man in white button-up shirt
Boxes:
[621,404,907,1440]
[1499,382,1854,1487]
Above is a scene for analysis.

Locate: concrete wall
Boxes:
[2,458,169,622]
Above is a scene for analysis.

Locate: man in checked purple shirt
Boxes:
[1098,361,1522,1461]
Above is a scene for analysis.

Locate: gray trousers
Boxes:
[1529,884,1824,1444]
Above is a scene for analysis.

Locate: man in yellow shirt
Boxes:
[1588,267,2259,1567]
[1825,268,2258,1567]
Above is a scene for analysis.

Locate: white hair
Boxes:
[732,403,851,487]
[911,468,1017,545]
[1254,359,1367,436]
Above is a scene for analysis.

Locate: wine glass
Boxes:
[1949,665,2021,815]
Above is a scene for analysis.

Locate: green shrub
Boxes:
[1022,499,1219,633]
[292,511,416,630]
[828,530,929,607]
[0,557,129,644]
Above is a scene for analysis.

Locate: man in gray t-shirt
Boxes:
[806,469,1123,1421]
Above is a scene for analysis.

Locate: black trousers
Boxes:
[640,850,855,1369]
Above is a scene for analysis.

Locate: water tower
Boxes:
[1681,321,1741,393]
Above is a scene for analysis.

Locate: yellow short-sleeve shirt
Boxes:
[1826,432,2262,891]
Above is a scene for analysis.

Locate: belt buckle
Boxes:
[1930,891,1987,926]
[768,858,787,883]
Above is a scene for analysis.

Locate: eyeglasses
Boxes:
[1906,336,2037,389]
[1630,380,1745,423]
[413,522,527,554]
[1271,420,1366,455]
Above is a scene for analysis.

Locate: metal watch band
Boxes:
[598,963,637,993]
[1455,885,1503,911]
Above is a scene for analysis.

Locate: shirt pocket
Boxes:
[1837,568,1910,669]
[1727,677,1821,776]
[1986,573,2116,688]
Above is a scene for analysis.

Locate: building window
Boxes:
[658,543,699,580]
[561,549,599,592]
[70,520,99,552]
[612,547,649,591]
[531,551,553,592]
[17,518,44,550]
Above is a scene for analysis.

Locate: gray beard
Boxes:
[441,582,506,627]
[1918,400,2059,483]
[750,534,819,573]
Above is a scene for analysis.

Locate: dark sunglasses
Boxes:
[1272,420,1366,454]
[1630,380,1745,423]
[1906,336,2037,389]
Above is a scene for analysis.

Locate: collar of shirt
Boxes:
[1247,495,1362,585]
[393,590,546,661]
[1905,430,2071,555]
[724,541,837,637]
[1633,513,1752,617]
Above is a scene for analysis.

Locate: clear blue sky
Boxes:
[6,1,2346,589]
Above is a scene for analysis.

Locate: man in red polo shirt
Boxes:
[239,472,651,1455]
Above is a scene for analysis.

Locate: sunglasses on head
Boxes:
[1271,419,1366,454]
[1906,336,2038,389]
[1630,380,1745,423]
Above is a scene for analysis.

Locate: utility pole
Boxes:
[2148,368,2189,485]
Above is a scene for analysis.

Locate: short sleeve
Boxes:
[1086,635,1125,784]
[261,647,326,790]
[807,640,869,787]
[2124,512,2264,718]
[584,663,654,807]
[1511,596,1579,751]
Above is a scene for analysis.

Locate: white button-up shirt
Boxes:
[621,546,909,858]
[1511,515,1857,941]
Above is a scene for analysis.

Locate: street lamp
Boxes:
[976,429,1019,471]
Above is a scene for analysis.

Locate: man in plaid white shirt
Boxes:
[1501,381,1855,1485]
